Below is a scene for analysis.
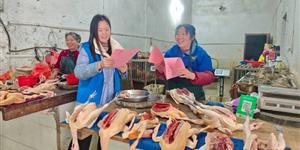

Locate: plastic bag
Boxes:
[0,66,15,81]
[0,71,10,81]
[31,62,51,79]
[45,49,59,68]
[66,73,79,85]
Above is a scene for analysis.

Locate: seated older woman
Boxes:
[52,32,81,78]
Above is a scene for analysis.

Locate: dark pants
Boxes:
[68,135,101,150]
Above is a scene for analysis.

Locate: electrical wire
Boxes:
[2,17,245,53]
[0,16,11,51]
[0,17,63,53]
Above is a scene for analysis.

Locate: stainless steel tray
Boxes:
[118,90,149,102]
[115,93,164,108]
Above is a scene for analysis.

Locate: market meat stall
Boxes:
[0,89,77,150]
[0,89,76,121]
[60,95,299,150]
[235,67,297,94]
[233,66,300,128]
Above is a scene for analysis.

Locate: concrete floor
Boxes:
[204,76,234,102]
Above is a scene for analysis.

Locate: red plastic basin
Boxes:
[18,75,37,87]
[66,73,79,85]
[245,60,264,68]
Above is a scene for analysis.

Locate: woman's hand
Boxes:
[179,68,195,80]
[118,65,128,73]
[97,57,114,70]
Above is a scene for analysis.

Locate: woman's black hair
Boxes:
[88,14,112,61]
[65,32,81,43]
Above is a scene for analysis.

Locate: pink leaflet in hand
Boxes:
[164,57,185,80]
[111,48,140,68]
[148,47,164,65]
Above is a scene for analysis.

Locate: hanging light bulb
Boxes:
[169,0,184,25]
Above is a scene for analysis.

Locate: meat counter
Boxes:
[0,89,76,121]
[60,97,299,150]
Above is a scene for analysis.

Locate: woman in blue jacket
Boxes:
[75,14,127,106]
[156,24,215,100]
[71,14,127,150]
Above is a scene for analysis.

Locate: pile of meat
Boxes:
[122,112,159,150]
[245,69,297,88]
[169,88,244,134]
[21,80,57,101]
[203,131,234,150]
[21,79,57,95]
[243,114,286,150]
[168,88,269,149]
[0,79,57,107]
[0,91,25,106]
[0,80,18,91]
[63,88,287,150]
[151,102,203,124]
[66,102,107,150]
[169,88,196,106]
[98,108,136,150]
[152,119,200,150]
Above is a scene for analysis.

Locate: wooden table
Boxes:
[0,89,77,150]
[61,97,300,150]
[0,89,77,121]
